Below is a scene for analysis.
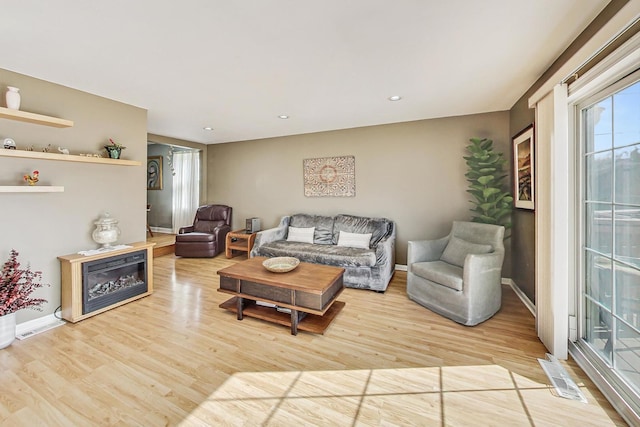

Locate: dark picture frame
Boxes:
[512,125,535,210]
[147,156,163,190]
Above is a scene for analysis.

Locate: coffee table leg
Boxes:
[290,309,298,335]
[237,297,243,320]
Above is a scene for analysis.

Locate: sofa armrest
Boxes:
[179,225,194,234]
[375,223,396,268]
[407,236,449,268]
[250,216,290,257]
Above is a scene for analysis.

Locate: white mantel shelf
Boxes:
[0,106,74,128]
[0,149,141,166]
[0,186,64,193]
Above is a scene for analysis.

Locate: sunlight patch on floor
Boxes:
[178,364,617,426]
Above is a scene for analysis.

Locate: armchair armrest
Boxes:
[250,216,291,257]
[213,224,231,243]
[179,225,194,234]
[463,250,505,295]
[407,236,449,267]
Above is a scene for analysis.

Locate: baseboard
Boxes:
[502,278,536,316]
[150,226,173,234]
[395,264,407,272]
[16,313,66,340]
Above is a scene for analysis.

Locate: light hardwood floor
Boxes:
[0,254,627,426]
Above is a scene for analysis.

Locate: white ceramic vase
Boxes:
[6,86,21,110]
[0,312,16,349]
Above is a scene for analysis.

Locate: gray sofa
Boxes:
[250,213,396,292]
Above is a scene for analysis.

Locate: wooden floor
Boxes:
[0,254,627,426]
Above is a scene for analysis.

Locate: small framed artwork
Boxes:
[147,156,163,190]
[512,125,535,210]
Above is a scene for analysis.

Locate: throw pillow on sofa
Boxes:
[440,236,493,268]
[287,226,315,243]
[337,231,372,249]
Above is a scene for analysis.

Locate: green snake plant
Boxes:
[464,137,513,229]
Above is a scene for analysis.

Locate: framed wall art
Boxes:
[147,156,163,190]
[303,155,355,197]
[512,125,534,210]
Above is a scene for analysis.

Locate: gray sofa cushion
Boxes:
[290,214,334,245]
[256,240,377,268]
[332,214,391,246]
[440,236,492,268]
[412,260,463,291]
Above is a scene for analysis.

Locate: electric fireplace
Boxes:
[58,242,155,323]
[82,250,147,314]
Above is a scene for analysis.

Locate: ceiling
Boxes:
[2,1,608,144]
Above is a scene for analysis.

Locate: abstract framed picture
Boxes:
[147,156,163,190]
[303,155,355,197]
[512,125,535,210]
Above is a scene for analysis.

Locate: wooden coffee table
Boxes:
[217,257,345,335]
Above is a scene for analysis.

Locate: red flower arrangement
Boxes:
[0,250,49,316]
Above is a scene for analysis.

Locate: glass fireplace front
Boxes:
[82,250,148,314]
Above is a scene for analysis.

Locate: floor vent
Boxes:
[538,353,587,403]
[16,318,66,340]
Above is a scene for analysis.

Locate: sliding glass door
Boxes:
[580,73,640,399]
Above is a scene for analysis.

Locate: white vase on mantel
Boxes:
[6,86,21,110]
[0,312,16,349]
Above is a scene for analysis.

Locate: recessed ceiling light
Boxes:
[203,126,214,131]
[388,95,402,101]
[278,115,289,119]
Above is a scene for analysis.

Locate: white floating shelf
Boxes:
[0,186,64,193]
[0,149,141,166]
[0,106,74,128]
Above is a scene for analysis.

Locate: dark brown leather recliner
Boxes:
[175,204,232,257]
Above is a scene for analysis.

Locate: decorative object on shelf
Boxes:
[464,137,512,229]
[262,256,300,273]
[23,170,39,186]
[105,138,125,159]
[0,249,49,349]
[91,212,121,249]
[3,138,16,150]
[303,155,355,197]
[5,86,21,110]
[42,144,51,153]
[57,147,69,155]
[26,145,34,151]
[147,156,163,190]
[512,125,535,210]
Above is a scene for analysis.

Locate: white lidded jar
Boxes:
[92,212,121,248]
[5,86,21,110]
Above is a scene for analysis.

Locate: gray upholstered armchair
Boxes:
[407,221,505,326]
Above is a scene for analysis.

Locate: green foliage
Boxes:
[464,138,513,229]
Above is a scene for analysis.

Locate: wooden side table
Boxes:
[226,229,257,258]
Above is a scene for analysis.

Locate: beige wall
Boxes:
[207,111,511,267]
[0,68,147,323]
